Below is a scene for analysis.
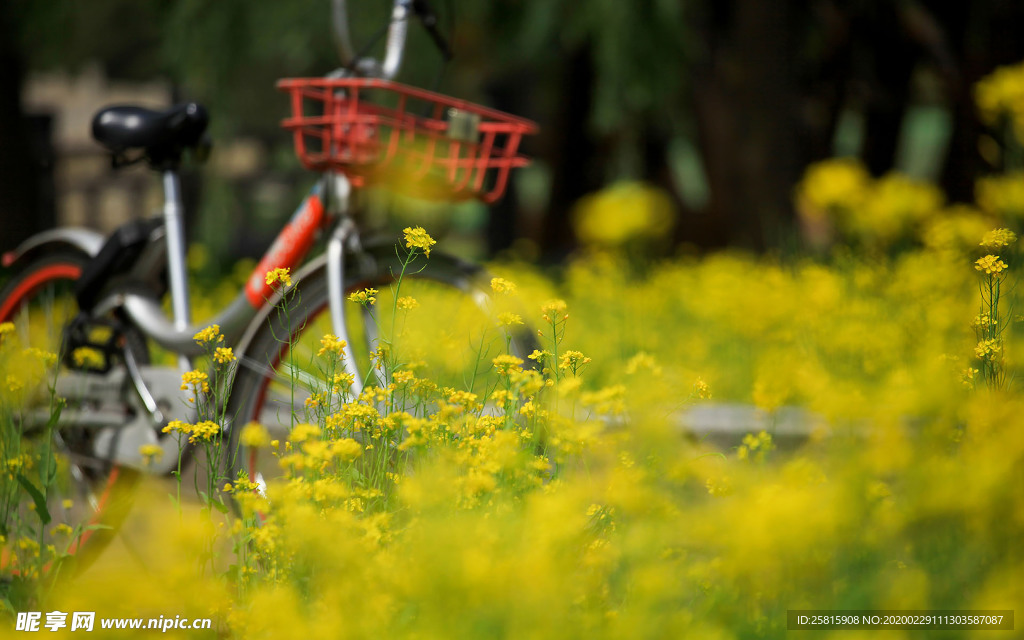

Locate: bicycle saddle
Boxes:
[92,103,209,163]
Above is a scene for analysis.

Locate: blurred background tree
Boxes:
[3,0,1024,260]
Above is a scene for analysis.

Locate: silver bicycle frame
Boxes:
[109,171,366,386]
[161,170,193,372]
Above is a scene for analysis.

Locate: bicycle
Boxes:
[0,0,536,574]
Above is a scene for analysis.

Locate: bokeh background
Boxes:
[4,0,1024,268]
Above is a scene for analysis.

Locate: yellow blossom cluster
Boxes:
[317,334,348,358]
[403,226,437,257]
[180,369,210,393]
[975,254,1007,275]
[265,267,292,288]
[975,59,1024,142]
[348,288,378,306]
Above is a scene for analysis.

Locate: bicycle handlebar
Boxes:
[331,0,449,79]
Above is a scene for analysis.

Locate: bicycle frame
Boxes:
[0,0,461,475]
[4,168,372,471]
[137,170,369,376]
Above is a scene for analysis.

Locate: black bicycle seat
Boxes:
[92,103,209,159]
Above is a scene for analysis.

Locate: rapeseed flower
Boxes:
[188,420,220,443]
[317,334,348,358]
[265,267,292,287]
[213,347,235,364]
[558,350,592,375]
[396,296,419,310]
[975,339,1002,359]
[71,347,104,369]
[403,226,436,257]
[497,312,523,327]
[349,288,378,306]
[162,419,191,436]
[240,422,271,449]
[975,254,1008,275]
[193,324,223,345]
[138,443,163,465]
[493,354,524,375]
[490,277,517,294]
[180,369,210,393]
[980,228,1017,250]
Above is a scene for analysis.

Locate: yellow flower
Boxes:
[497,312,524,327]
[289,423,321,443]
[490,389,514,406]
[189,420,221,443]
[541,299,567,315]
[572,181,675,245]
[490,277,517,294]
[527,349,551,364]
[446,389,479,409]
[694,377,712,400]
[0,322,14,336]
[5,375,23,393]
[393,370,415,384]
[625,351,663,377]
[396,296,419,310]
[493,354,524,375]
[737,431,774,461]
[980,228,1017,250]
[138,444,163,465]
[972,314,997,329]
[180,370,210,393]
[541,299,569,324]
[265,267,292,287]
[330,438,363,462]
[193,324,223,345]
[317,334,348,358]
[332,372,355,393]
[975,254,1008,275]
[51,523,74,537]
[239,422,271,449]
[795,157,872,216]
[214,347,235,364]
[558,350,591,374]
[403,226,437,257]
[305,392,324,410]
[71,347,105,369]
[23,347,57,366]
[348,288,378,306]
[975,339,1002,360]
[162,419,191,435]
[962,367,980,388]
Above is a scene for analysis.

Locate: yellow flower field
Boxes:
[3,66,1024,639]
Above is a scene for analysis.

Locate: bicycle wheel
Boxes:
[226,247,537,493]
[0,252,140,577]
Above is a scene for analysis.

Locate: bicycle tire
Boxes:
[225,246,537,492]
[0,251,141,577]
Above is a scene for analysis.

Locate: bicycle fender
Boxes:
[2,228,105,269]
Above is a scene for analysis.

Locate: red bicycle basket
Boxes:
[278,78,537,203]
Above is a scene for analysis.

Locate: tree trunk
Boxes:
[688,0,805,250]
[0,3,53,253]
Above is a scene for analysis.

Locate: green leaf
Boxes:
[15,474,51,526]
[45,399,64,430]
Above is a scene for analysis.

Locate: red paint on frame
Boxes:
[244,194,325,307]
